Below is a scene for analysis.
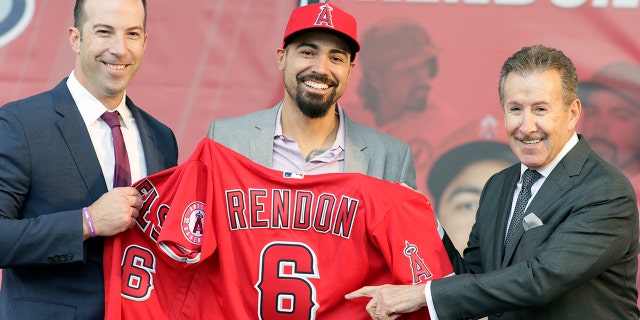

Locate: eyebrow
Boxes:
[295,41,349,56]
[92,24,144,32]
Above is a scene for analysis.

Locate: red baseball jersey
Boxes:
[104,138,454,319]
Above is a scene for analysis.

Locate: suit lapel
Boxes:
[343,114,368,175]
[53,81,108,200]
[250,105,279,167]
[502,137,588,265]
[127,99,163,175]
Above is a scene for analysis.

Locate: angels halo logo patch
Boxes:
[182,201,205,245]
[0,0,35,47]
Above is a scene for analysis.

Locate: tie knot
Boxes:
[101,111,121,129]
[522,169,542,190]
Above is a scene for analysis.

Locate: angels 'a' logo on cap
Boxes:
[314,3,334,29]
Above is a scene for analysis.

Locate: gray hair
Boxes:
[498,45,578,110]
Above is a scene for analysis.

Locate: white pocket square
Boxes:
[523,213,543,231]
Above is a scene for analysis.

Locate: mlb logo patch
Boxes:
[283,172,304,179]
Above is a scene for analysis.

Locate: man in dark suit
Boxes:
[0,0,178,319]
[347,45,639,319]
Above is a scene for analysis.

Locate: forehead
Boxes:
[503,69,562,102]
[288,30,350,52]
[82,0,145,25]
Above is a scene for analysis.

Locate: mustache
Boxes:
[298,74,337,87]
[514,133,546,141]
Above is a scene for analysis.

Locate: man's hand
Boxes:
[345,284,428,319]
[83,187,142,239]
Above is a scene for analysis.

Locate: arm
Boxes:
[347,162,638,318]
[399,144,418,190]
[431,169,638,318]
[0,107,141,267]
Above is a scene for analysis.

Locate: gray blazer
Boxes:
[207,103,417,189]
[0,79,178,320]
[431,136,639,319]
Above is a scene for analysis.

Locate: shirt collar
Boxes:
[66,70,130,127]
[520,133,579,178]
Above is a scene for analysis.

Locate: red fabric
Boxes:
[104,138,453,319]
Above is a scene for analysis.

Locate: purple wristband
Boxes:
[83,207,97,238]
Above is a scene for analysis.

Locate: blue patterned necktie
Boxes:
[504,169,542,255]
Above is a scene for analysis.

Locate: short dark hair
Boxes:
[498,45,578,110]
[74,0,148,33]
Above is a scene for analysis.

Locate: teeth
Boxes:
[304,81,328,90]
[105,63,126,70]
[523,140,540,144]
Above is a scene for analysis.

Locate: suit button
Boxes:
[53,255,60,262]
[47,256,54,262]
[66,254,73,260]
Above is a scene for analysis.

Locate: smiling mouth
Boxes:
[304,80,329,90]
[104,63,127,71]
[521,139,541,145]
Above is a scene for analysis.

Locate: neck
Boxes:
[281,102,339,160]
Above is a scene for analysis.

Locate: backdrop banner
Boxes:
[1,0,639,302]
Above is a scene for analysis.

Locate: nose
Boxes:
[109,34,128,56]
[310,55,330,75]
[520,110,537,133]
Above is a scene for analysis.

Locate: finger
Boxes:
[131,195,143,209]
[118,186,140,196]
[374,305,384,319]
[345,286,376,299]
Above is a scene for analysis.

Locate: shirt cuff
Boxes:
[436,218,444,239]
[425,281,440,320]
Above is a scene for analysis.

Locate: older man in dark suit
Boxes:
[0,0,177,319]
[347,45,639,319]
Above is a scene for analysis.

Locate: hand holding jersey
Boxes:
[82,187,143,240]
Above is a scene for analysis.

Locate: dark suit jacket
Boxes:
[431,136,639,319]
[207,103,418,189]
[0,79,178,320]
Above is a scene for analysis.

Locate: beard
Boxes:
[295,90,337,118]
[288,74,339,119]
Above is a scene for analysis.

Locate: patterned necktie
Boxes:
[101,111,131,188]
[504,169,542,255]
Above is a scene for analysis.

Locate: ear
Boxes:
[277,48,286,71]
[142,33,149,51]
[568,98,581,131]
[69,26,81,54]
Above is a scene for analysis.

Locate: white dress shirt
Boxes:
[66,71,147,189]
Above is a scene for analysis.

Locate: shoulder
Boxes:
[127,101,173,134]
[0,81,70,124]
[213,107,276,126]
[1,86,59,115]
[345,116,411,151]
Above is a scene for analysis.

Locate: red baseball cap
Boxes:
[282,3,360,60]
